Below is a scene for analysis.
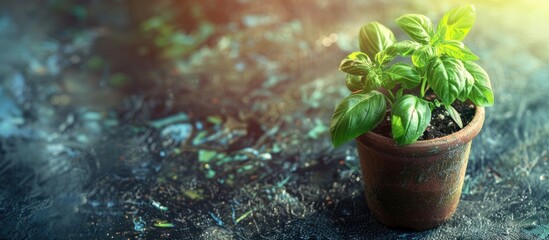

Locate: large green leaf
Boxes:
[330,91,387,147]
[437,40,479,61]
[427,57,466,105]
[395,14,434,44]
[437,5,476,41]
[412,45,437,67]
[458,66,475,101]
[384,63,421,89]
[391,95,432,145]
[463,61,494,106]
[339,52,372,76]
[376,40,421,65]
[359,22,396,60]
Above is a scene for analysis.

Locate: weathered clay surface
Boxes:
[356,107,485,230]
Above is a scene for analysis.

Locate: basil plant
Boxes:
[330,5,494,146]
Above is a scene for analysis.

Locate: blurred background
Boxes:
[0,0,548,239]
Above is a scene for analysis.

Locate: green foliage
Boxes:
[391,95,431,145]
[339,52,372,76]
[412,45,437,68]
[345,74,363,92]
[395,14,434,44]
[459,66,475,101]
[384,63,421,89]
[437,5,477,41]
[445,104,464,128]
[376,40,420,65]
[358,22,396,60]
[437,40,479,61]
[463,61,494,106]
[427,57,466,106]
[330,4,494,146]
[330,91,386,147]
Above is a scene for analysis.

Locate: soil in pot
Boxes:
[372,95,476,140]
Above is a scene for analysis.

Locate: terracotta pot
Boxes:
[356,106,485,230]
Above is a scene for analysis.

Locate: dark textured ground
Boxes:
[1,0,548,239]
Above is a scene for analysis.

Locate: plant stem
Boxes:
[384,95,393,106]
[387,89,396,102]
[420,77,427,98]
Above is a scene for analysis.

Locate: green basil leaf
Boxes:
[458,67,475,101]
[340,59,368,75]
[395,14,434,44]
[384,63,421,89]
[359,22,396,60]
[437,40,479,61]
[348,51,371,61]
[376,40,421,65]
[412,45,437,67]
[391,95,432,145]
[463,61,494,106]
[430,25,446,45]
[339,52,372,75]
[437,4,476,41]
[427,57,466,105]
[345,74,363,92]
[445,104,463,128]
[330,91,387,147]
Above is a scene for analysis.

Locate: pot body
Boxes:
[356,107,485,230]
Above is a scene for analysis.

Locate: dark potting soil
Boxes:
[372,96,476,141]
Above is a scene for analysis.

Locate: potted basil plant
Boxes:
[330,5,493,230]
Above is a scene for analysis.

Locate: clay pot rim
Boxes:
[356,106,485,156]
